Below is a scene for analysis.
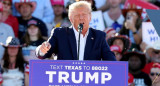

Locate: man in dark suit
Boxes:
[36,1,116,61]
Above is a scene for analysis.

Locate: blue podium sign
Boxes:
[30,60,128,86]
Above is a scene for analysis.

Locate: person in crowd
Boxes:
[122,49,152,86]
[0,37,27,86]
[110,45,122,61]
[107,34,131,54]
[14,0,48,39]
[47,0,71,36]
[142,40,160,74]
[0,2,14,59]
[103,0,124,32]
[12,0,54,23]
[119,4,142,50]
[1,0,19,37]
[149,63,160,86]
[76,0,97,11]
[36,1,116,61]
[21,20,46,62]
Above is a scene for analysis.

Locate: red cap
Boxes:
[152,63,160,69]
[50,0,64,6]
[110,45,122,53]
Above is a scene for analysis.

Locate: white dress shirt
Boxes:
[73,27,89,60]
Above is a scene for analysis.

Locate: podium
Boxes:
[29,60,128,86]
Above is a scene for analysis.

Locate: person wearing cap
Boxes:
[107,34,131,54]
[14,0,48,39]
[142,40,160,74]
[0,2,15,59]
[47,0,71,36]
[21,19,46,62]
[122,49,152,86]
[12,0,54,24]
[36,1,116,61]
[119,4,142,50]
[110,45,122,61]
[0,37,27,86]
[103,0,124,32]
[149,63,160,86]
[1,0,19,37]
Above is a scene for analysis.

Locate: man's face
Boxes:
[2,0,11,12]
[108,0,121,8]
[129,55,141,71]
[19,4,32,18]
[69,6,91,33]
[149,68,160,84]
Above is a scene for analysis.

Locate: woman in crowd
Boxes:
[119,4,142,50]
[1,0,19,37]
[21,20,46,62]
[0,37,27,86]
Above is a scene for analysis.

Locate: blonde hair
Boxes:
[68,1,92,19]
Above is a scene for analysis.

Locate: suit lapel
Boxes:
[68,27,77,60]
[84,28,94,60]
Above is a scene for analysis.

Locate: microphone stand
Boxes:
[77,23,83,60]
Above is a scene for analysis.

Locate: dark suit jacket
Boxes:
[36,27,116,61]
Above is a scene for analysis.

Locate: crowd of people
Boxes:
[0,0,159,86]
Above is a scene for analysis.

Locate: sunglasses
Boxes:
[150,72,160,76]
[153,51,160,54]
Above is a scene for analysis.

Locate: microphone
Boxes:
[77,23,83,60]
[78,23,83,31]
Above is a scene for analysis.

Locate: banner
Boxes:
[146,9,160,36]
[89,11,105,31]
[30,60,128,86]
[142,22,160,45]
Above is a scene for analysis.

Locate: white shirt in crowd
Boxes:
[103,11,124,31]
[2,68,24,86]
